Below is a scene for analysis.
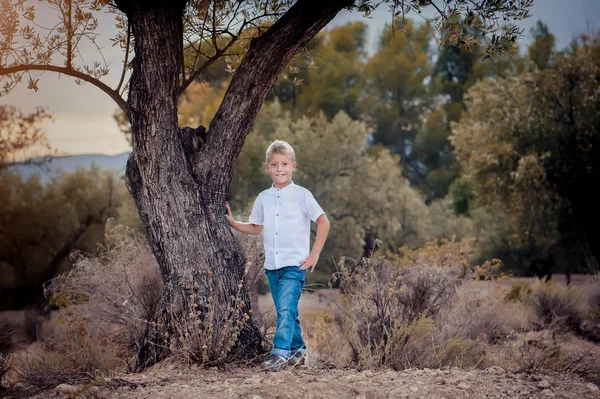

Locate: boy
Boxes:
[225,140,330,371]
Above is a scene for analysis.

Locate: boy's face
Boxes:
[265,152,296,188]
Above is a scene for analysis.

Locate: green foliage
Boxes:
[0,167,140,310]
[272,22,368,121]
[418,24,527,202]
[528,20,556,70]
[449,177,475,215]
[451,47,600,275]
[363,19,434,184]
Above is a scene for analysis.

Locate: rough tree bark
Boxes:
[113,0,353,362]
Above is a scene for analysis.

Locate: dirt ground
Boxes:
[19,365,600,399]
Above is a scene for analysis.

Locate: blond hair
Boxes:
[265,140,295,163]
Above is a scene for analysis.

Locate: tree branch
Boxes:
[0,64,129,115]
[178,34,237,95]
[117,21,131,95]
[199,0,354,187]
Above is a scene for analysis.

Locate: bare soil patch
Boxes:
[18,365,600,399]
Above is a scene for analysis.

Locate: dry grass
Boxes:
[527,281,586,333]
[304,238,600,379]
[45,221,165,371]
[0,320,14,389]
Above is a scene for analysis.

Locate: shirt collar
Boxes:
[271,180,295,192]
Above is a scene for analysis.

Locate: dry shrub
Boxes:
[504,282,533,303]
[301,308,350,368]
[0,321,14,389]
[45,221,165,371]
[41,220,266,373]
[587,284,600,323]
[232,228,267,329]
[14,317,125,393]
[442,282,529,343]
[317,238,520,370]
[490,330,599,380]
[581,283,600,343]
[527,281,585,333]
[329,239,465,370]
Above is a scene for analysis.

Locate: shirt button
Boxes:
[276,213,279,216]
[276,232,278,235]
[276,252,278,254]
[277,196,280,198]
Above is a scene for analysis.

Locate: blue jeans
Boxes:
[266,265,306,359]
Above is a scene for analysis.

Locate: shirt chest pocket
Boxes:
[283,202,303,220]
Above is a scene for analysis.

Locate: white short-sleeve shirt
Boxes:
[249,181,324,270]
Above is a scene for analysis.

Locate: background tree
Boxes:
[0,0,533,365]
[363,19,433,184]
[451,48,600,277]
[417,22,527,204]
[0,167,134,338]
[528,20,555,70]
[272,21,368,120]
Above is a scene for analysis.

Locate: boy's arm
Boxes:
[226,202,263,236]
[299,213,330,272]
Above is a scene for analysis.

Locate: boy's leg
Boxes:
[289,268,307,357]
[290,314,306,357]
[269,266,305,360]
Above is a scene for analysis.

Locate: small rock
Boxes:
[488,366,505,375]
[251,396,263,399]
[457,382,471,390]
[587,383,600,392]
[541,389,555,398]
[56,384,77,394]
[538,380,551,389]
[409,386,419,393]
[361,370,374,378]
[244,378,263,384]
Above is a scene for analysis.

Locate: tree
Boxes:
[451,49,600,276]
[363,19,434,183]
[528,20,555,70]
[0,167,130,338]
[271,21,368,120]
[0,0,533,365]
[418,21,527,203]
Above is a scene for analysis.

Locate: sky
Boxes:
[1,1,599,156]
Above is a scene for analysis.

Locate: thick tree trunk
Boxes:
[115,0,353,364]
[118,2,261,362]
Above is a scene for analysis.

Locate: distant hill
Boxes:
[9,152,131,183]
